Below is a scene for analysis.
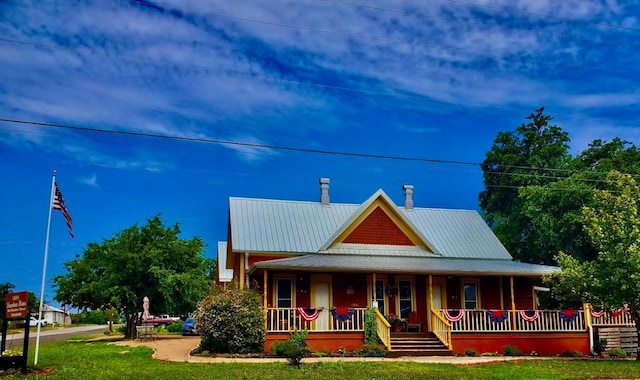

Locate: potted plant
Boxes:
[387,314,403,332]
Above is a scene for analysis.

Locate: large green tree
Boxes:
[53,215,210,338]
[479,107,571,262]
[549,171,640,359]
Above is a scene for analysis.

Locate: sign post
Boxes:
[1,291,30,373]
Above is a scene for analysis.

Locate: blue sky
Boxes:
[1,0,639,305]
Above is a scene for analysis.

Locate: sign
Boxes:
[5,291,29,319]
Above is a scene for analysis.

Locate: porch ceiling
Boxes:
[249,254,558,277]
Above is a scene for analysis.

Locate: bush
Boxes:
[593,338,607,355]
[280,330,311,367]
[465,348,478,357]
[358,343,387,357]
[271,341,287,357]
[503,345,523,356]
[364,308,378,345]
[558,351,583,357]
[167,321,183,333]
[116,325,128,336]
[194,284,265,354]
[608,348,628,358]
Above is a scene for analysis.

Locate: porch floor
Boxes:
[388,332,452,357]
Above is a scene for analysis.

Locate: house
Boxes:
[218,178,633,356]
[42,304,70,325]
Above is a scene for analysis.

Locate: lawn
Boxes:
[4,340,640,379]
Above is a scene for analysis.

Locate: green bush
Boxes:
[271,341,287,357]
[465,348,478,357]
[593,338,607,355]
[608,348,628,358]
[503,345,523,356]
[167,321,183,333]
[116,325,128,336]
[358,343,387,357]
[194,284,265,354]
[364,308,378,345]
[558,351,583,357]
[280,330,311,367]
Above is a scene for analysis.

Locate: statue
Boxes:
[142,296,150,320]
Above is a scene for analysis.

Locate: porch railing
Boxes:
[266,307,366,332]
[373,308,391,350]
[430,309,452,349]
[590,309,634,327]
[438,309,587,332]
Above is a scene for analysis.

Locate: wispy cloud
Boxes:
[80,173,99,187]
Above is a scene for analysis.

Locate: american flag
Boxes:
[53,183,74,238]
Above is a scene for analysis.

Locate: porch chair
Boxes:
[406,311,422,332]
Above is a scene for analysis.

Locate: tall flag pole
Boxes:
[34,170,74,365]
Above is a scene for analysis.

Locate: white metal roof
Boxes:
[217,241,234,282]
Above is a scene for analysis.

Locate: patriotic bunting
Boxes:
[442,309,464,322]
[297,307,320,322]
[559,309,578,322]
[519,310,540,322]
[332,307,354,322]
[488,310,508,323]
[589,306,605,319]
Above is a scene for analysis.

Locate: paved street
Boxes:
[1,324,108,347]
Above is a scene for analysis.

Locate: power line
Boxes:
[442,0,640,33]
[319,0,640,49]
[126,0,637,76]
[2,117,635,185]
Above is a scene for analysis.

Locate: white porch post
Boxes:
[263,270,268,331]
[510,276,517,331]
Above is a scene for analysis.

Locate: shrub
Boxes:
[280,330,311,367]
[364,308,378,345]
[608,348,628,358]
[271,341,287,357]
[593,338,607,355]
[503,345,523,356]
[194,284,265,354]
[358,343,387,357]
[116,325,128,336]
[167,321,183,333]
[465,348,478,357]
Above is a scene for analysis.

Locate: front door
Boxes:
[311,274,331,330]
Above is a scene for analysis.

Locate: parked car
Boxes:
[158,314,181,322]
[29,316,47,327]
[182,317,197,336]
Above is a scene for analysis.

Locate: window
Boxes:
[371,279,386,315]
[463,281,478,309]
[276,278,293,308]
[398,280,413,319]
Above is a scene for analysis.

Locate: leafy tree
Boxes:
[53,215,209,339]
[548,171,640,359]
[479,107,571,262]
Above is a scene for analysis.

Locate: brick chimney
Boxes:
[402,184,414,210]
[320,178,330,206]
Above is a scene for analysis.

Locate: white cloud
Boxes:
[80,173,99,187]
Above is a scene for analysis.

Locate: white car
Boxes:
[29,316,47,327]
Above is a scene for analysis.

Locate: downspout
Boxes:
[510,276,517,330]
[372,273,377,308]
[584,303,595,355]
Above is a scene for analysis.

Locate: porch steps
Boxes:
[388,332,453,357]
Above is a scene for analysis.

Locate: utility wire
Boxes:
[2,117,636,183]
[127,0,637,76]
[442,0,640,33]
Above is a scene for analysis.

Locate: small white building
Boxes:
[42,304,70,325]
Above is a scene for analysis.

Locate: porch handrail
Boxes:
[430,309,452,350]
[439,309,587,332]
[373,308,391,350]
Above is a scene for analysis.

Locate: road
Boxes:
[1,325,108,347]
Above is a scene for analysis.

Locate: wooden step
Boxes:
[389,332,452,357]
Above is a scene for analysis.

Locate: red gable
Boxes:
[343,206,415,246]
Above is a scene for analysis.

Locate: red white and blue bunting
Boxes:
[559,309,578,322]
[589,306,605,319]
[518,310,540,322]
[297,307,320,322]
[611,305,629,318]
[442,309,464,322]
[332,307,354,322]
[488,310,509,323]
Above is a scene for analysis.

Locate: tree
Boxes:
[549,171,640,359]
[479,107,571,262]
[53,215,209,339]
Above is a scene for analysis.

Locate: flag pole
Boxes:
[34,170,57,366]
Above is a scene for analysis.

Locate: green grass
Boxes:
[8,340,640,379]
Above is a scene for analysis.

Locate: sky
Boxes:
[1,0,639,306]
